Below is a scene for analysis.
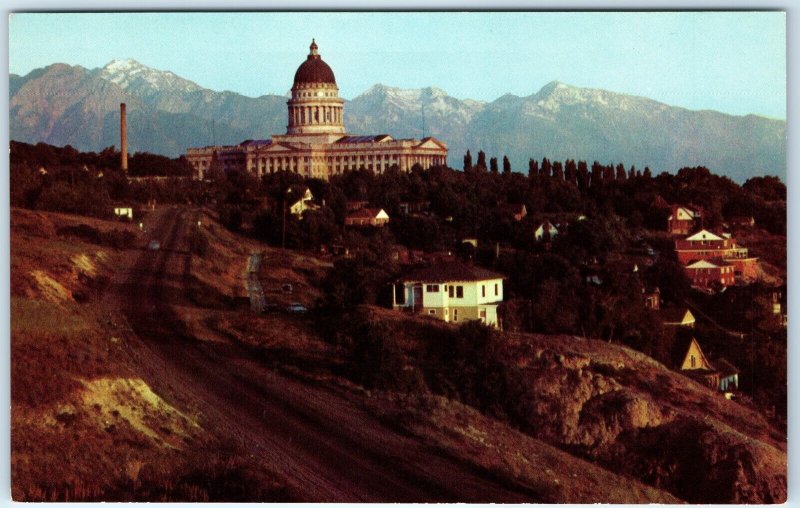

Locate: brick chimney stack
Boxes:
[120,103,128,172]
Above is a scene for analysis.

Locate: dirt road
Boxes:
[113,207,538,502]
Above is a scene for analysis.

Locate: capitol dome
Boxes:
[293,39,336,85]
[285,39,345,136]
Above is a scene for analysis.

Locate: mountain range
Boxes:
[10,59,786,182]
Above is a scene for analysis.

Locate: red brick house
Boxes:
[345,208,390,227]
[684,259,735,289]
[674,229,758,280]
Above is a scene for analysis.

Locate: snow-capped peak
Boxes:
[103,58,142,73]
[99,58,201,93]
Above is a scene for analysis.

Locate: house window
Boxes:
[456,286,464,298]
[448,286,454,298]
[426,284,440,293]
[495,283,498,296]
[428,309,436,315]
[691,355,696,368]
[482,285,486,298]
[453,309,458,321]
[479,309,487,321]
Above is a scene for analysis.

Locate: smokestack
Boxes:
[120,103,128,172]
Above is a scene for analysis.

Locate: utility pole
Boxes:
[421,102,426,138]
[282,188,292,249]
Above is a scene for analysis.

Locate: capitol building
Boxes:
[186,40,448,180]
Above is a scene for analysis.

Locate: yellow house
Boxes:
[678,337,713,371]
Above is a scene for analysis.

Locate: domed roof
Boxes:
[293,39,336,86]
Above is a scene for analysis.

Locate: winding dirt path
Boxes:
[111,206,538,502]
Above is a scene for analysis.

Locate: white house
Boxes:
[289,188,317,217]
[534,220,559,241]
[113,207,133,220]
[393,261,504,328]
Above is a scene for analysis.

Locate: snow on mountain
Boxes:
[98,59,202,94]
[8,61,787,182]
[355,83,485,123]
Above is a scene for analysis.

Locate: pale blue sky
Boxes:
[9,11,786,119]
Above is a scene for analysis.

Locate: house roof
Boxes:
[685,229,723,242]
[402,261,504,283]
[347,207,387,219]
[671,336,711,371]
[661,307,695,325]
[536,220,558,231]
[686,258,732,269]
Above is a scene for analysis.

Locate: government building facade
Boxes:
[186,40,448,180]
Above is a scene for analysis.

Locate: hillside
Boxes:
[10,208,290,501]
[347,307,786,503]
[10,60,786,182]
[10,206,786,502]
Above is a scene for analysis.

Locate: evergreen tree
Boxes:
[540,157,552,178]
[565,159,577,185]
[476,150,487,171]
[552,161,564,180]
[591,161,603,187]
[502,155,511,174]
[577,160,589,191]
[490,157,498,173]
[616,163,627,181]
[643,166,652,179]
[528,158,538,178]
[628,165,636,180]
[463,150,473,171]
[603,164,615,181]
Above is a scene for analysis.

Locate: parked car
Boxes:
[285,303,308,314]
[148,240,161,250]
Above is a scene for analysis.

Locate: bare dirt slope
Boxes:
[10,208,288,501]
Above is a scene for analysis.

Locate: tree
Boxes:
[540,157,552,178]
[743,175,785,201]
[552,161,564,180]
[590,161,603,187]
[490,157,498,173]
[616,163,627,181]
[643,166,652,179]
[476,150,487,171]
[564,159,577,185]
[577,160,589,191]
[502,155,511,174]
[528,159,538,178]
[603,164,614,181]
[463,150,473,172]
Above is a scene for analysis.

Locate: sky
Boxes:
[8,11,787,119]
